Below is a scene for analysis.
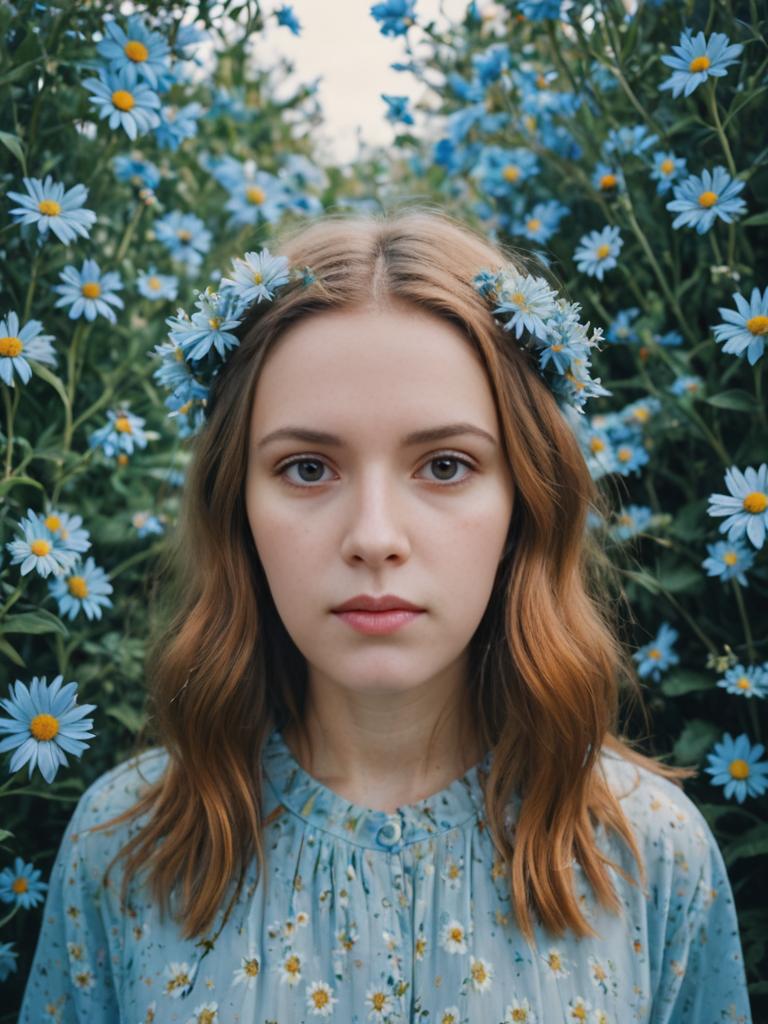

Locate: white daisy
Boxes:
[439,919,468,954]
[71,966,96,990]
[219,247,291,305]
[505,997,537,1022]
[365,984,394,1020]
[469,954,494,992]
[278,951,302,986]
[440,1008,461,1024]
[542,946,570,978]
[163,960,196,998]
[184,1001,218,1024]
[231,951,260,988]
[306,979,338,1017]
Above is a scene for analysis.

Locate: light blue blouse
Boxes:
[18,728,752,1023]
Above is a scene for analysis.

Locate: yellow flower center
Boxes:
[311,989,330,1008]
[596,243,611,259]
[114,415,133,433]
[590,437,605,453]
[252,271,263,284]
[729,758,749,780]
[689,55,711,73]
[743,491,768,514]
[660,158,675,175]
[632,407,651,422]
[0,335,22,357]
[124,40,149,62]
[600,173,617,189]
[208,317,221,330]
[747,315,768,335]
[737,676,751,690]
[618,514,633,526]
[30,538,51,557]
[450,927,463,941]
[548,954,561,970]
[12,877,29,894]
[471,961,488,982]
[117,453,129,465]
[526,217,542,232]
[503,164,521,182]
[723,551,738,565]
[698,190,718,208]
[68,575,89,598]
[81,281,101,299]
[572,1008,587,1022]
[617,446,632,462]
[371,992,387,1010]
[285,954,300,975]
[177,229,192,242]
[178,400,192,414]
[536,73,549,89]
[174,347,184,361]
[511,1012,528,1022]
[198,1012,216,1024]
[44,515,61,531]
[648,647,662,660]
[111,89,135,111]
[38,198,61,216]
[30,712,59,741]
[148,276,162,290]
[243,958,259,976]
[246,185,266,204]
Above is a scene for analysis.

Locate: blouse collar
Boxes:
[262,728,493,852]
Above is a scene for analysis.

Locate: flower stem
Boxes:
[708,80,737,178]
[22,249,41,322]
[730,578,756,664]
[2,383,20,478]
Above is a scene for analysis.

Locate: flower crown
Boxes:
[152,248,610,436]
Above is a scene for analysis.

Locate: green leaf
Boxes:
[672,719,720,765]
[704,390,762,412]
[28,361,71,413]
[661,671,714,697]
[0,130,26,174]
[1,609,68,637]
[724,824,768,866]
[741,211,768,227]
[106,704,147,734]
[0,637,25,667]
[0,829,14,842]
[655,566,703,594]
[622,569,663,594]
[0,475,45,498]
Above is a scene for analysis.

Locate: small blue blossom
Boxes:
[669,374,704,397]
[581,427,618,479]
[717,664,768,699]
[381,94,414,125]
[39,508,91,557]
[6,175,96,244]
[489,270,558,339]
[702,538,755,587]
[137,267,178,301]
[0,857,47,909]
[707,463,768,550]
[166,288,243,362]
[659,29,743,99]
[610,504,654,541]
[650,151,687,194]
[113,154,161,190]
[621,397,661,430]
[632,622,680,683]
[654,329,684,347]
[370,0,417,37]
[53,258,124,324]
[704,733,768,803]
[666,166,747,234]
[592,162,624,193]
[82,64,162,141]
[47,556,114,621]
[96,14,171,89]
[712,286,768,366]
[573,225,623,281]
[602,124,658,157]
[220,249,291,306]
[511,200,569,243]
[473,145,540,198]
[4,509,78,578]
[0,942,17,982]
[517,0,562,19]
[88,408,150,459]
[131,511,166,538]
[612,437,650,477]
[606,307,640,345]
[154,211,212,271]
[0,311,56,388]
[275,4,302,34]
[0,674,97,784]
[154,101,204,151]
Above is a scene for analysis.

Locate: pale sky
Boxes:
[251,0,473,166]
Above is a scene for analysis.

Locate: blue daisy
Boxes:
[632,622,680,682]
[717,664,768,699]
[573,226,623,281]
[166,289,243,362]
[702,538,755,587]
[154,211,212,270]
[669,374,704,397]
[581,427,618,480]
[39,508,92,557]
[275,4,302,34]
[0,310,57,388]
[0,857,48,909]
[88,408,150,459]
[650,150,687,194]
[83,64,162,141]
[654,329,684,347]
[704,733,768,803]
[602,124,658,157]
[473,145,540,198]
[610,504,654,541]
[96,14,171,89]
[712,285,768,366]
[131,511,166,538]
[53,258,124,324]
[612,437,650,477]
[511,200,569,243]
[659,29,743,99]
[150,339,209,406]
[621,397,662,429]
[222,166,289,228]
[137,267,178,301]
[113,154,161,190]
[370,0,417,37]
[606,307,640,345]
[517,0,562,18]
[707,463,768,549]
[490,270,558,340]
[592,161,624,193]
[154,101,204,151]
[0,942,17,982]
[47,556,114,622]
[4,509,78,578]
[666,166,747,234]
[382,93,414,125]
[220,248,291,306]
[0,674,97,784]
[6,175,96,244]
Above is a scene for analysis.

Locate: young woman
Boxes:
[19,208,751,1024]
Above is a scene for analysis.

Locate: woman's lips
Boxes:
[332,610,424,635]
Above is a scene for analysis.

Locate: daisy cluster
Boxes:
[472,265,611,413]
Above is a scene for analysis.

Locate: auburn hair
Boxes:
[92,204,694,944]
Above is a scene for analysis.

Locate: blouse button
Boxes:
[376,816,402,847]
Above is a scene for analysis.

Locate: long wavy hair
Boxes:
[93,205,694,945]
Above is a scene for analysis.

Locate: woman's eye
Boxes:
[275,453,476,489]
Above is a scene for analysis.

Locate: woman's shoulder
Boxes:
[75,745,170,830]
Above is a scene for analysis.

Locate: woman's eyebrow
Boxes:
[256,422,498,450]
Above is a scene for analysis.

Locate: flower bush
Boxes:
[0,0,766,1015]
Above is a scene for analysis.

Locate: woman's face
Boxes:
[244,302,514,700]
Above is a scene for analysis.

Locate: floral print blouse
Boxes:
[19,728,752,1023]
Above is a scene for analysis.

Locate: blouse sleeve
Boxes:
[649,811,752,1024]
[17,783,121,1023]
